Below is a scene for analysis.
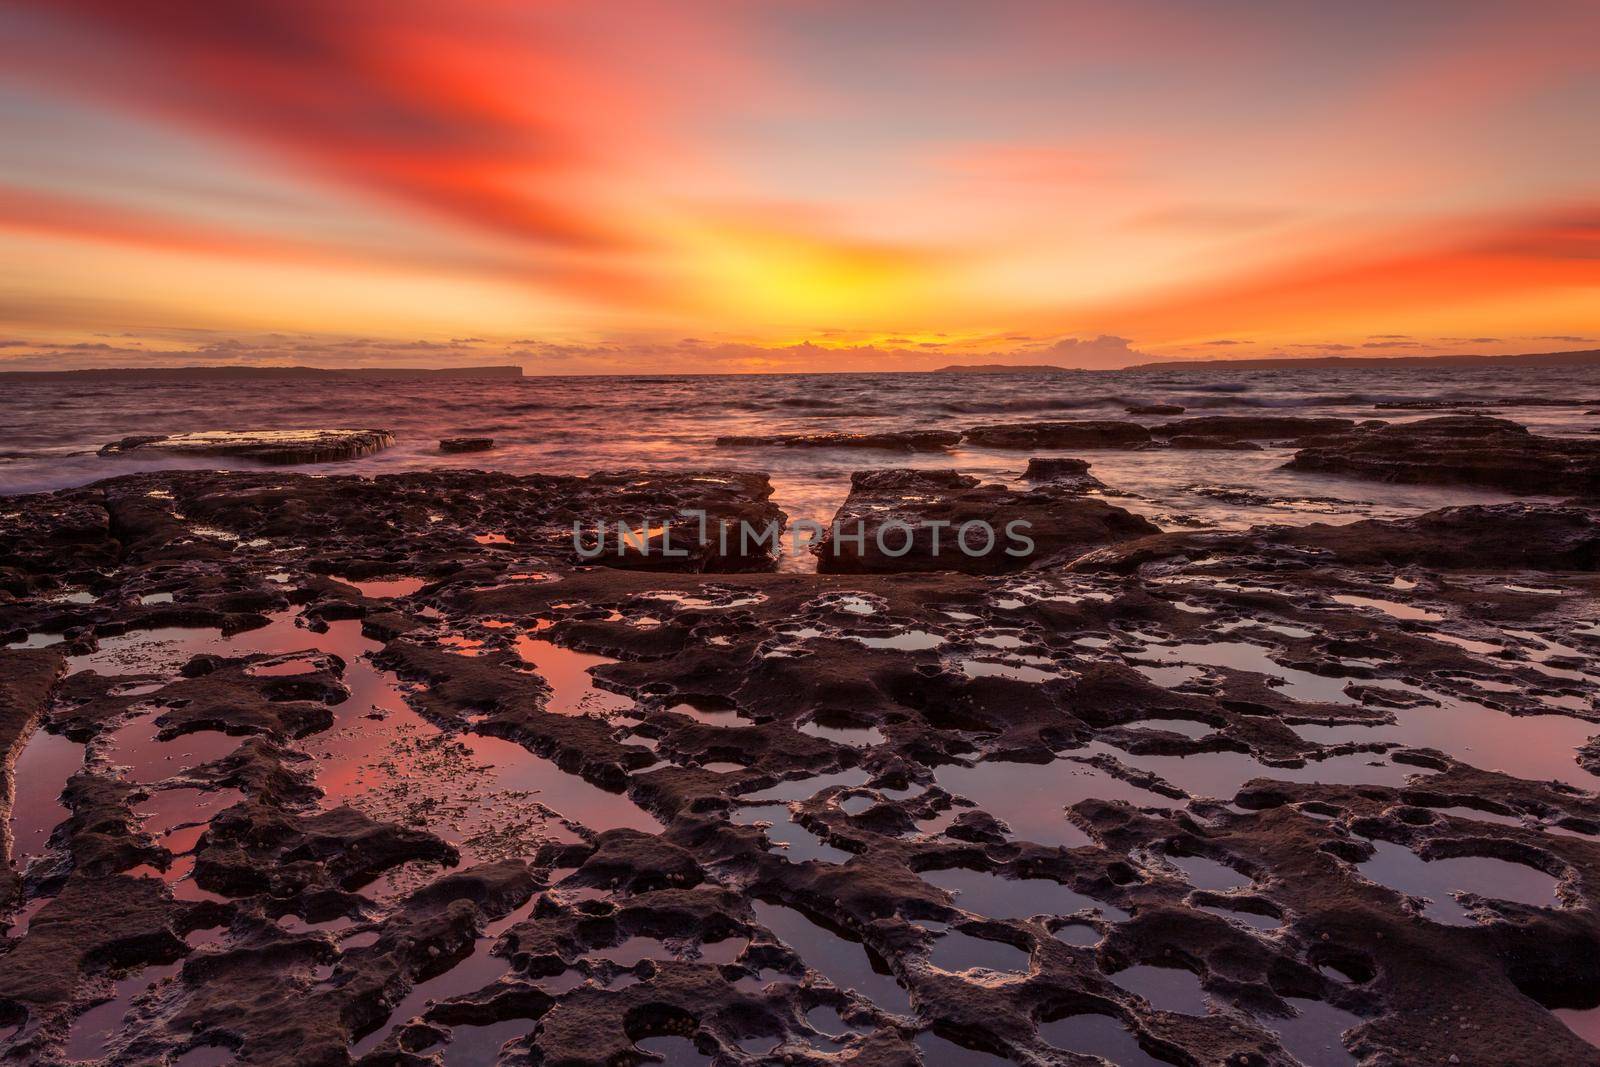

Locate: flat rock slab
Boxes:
[100,429,394,464]
[1153,415,1356,439]
[962,420,1151,449]
[439,437,495,453]
[1168,435,1263,451]
[716,430,960,452]
[1287,415,1600,495]
[815,467,1158,574]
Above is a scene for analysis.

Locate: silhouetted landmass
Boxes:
[0,364,523,380]
[930,362,1077,373]
[1129,348,1600,371]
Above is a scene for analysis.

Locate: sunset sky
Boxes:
[0,0,1597,373]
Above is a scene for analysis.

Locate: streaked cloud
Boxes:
[0,0,1595,365]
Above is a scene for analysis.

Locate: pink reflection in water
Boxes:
[510,634,636,718]
[8,727,83,871]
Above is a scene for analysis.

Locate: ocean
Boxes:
[3,364,1596,569]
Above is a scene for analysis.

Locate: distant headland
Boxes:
[929,363,1078,374]
[0,364,524,380]
[1127,347,1600,372]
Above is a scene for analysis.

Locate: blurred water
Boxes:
[3,366,1596,569]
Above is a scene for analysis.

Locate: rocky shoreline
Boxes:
[2,458,1599,1066]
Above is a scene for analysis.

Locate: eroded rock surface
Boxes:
[962,420,1152,450]
[440,438,495,454]
[3,468,1600,1067]
[1153,416,1357,441]
[1288,415,1600,495]
[813,468,1158,574]
[715,431,961,452]
[98,429,396,465]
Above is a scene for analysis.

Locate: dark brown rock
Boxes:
[1021,457,1103,489]
[1153,415,1356,439]
[716,430,960,452]
[961,420,1151,449]
[1071,502,1600,573]
[1167,435,1263,451]
[814,468,1158,574]
[99,428,395,464]
[1287,415,1600,494]
[439,436,494,453]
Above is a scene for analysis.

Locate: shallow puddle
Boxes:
[1108,964,1210,1015]
[1554,1004,1600,1050]
[7,727,83,872]
[734,804,853,864]
[740,768,871,805]
[1265,997,1360,1067]
[344,576,428,599]
[1166,854,1251,892]
[799,720,885,748]
[922,922,1030,975]
[64,961,182,1060]
[1053,923,1103,947]
[1289,695,1600,789]
[921,866,1126,921]
[1127,640,1356,705]
[913,1030,1010,1064]
[663,699,754,728]
[511,635,637,718]
[350,934,515,1056]
[752,900,912,1015]
[1081,741,1420,801]
[933,758,1173,846]
[804,1005,858,1046]
[1330,594,1443,623]
[1125,717,1213,739]
[96,716,252,784]
[1356,841,1560,925]
[303,624,660,860]
[957,657,1069,684]
[851,630,944,652]
[1039,1013,1171,1067]
[1198,903,1280,932]
[4,633,64,649]
[632,1035,711,1065]
[438,1017,537,1065]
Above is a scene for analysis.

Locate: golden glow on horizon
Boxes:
[0,1,1596,372]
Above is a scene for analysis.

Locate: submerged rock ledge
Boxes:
[99,429,396,465]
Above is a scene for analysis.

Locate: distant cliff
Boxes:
[0,364,524,380]
[930,363,1077,374]
[1128,348,1600,371]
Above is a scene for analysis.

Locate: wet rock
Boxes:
[715,430,960,452]
[1126,403,1185,416]
[99,429,395,464]
[1287,415,1600,495]
[440,437,495,453]
[1072,502,1600,573]
[814,468,1158,574]
[1167,435,1264,451]
[1377,397,1586,410]
[195,801,459,895]
[961,420,1152,449]
[1022,457,1105,491]
[573,470,787,573]
[1,649,65,900]
[0,874,185,1018]
[1153,415,1357,440]
[6,467,1600,1067]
